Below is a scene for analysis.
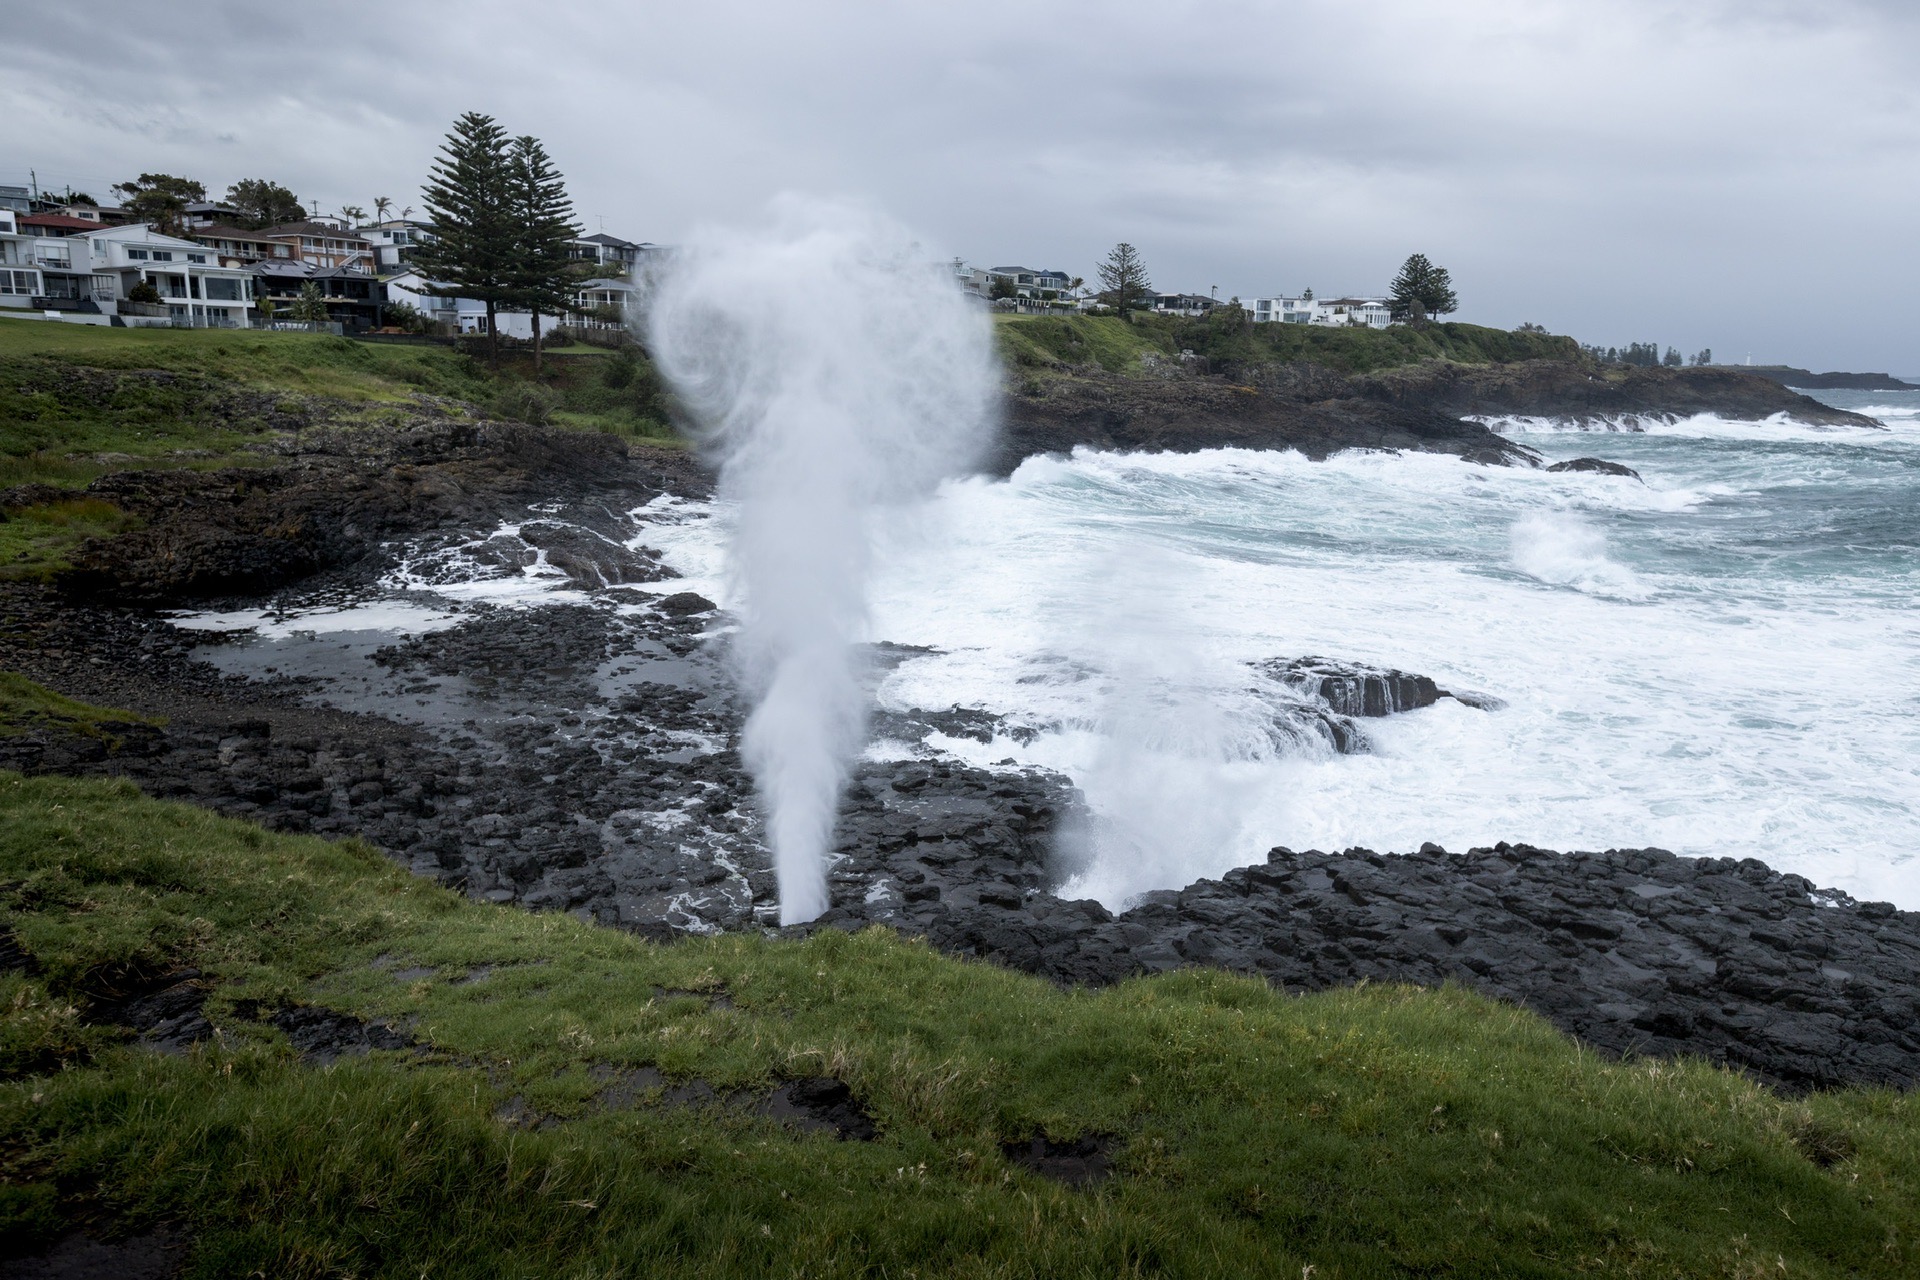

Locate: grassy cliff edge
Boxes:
[1,749,1914,1277]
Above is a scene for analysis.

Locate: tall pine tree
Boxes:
[416,112,515,365]
[506,135,582,373]
[1388,253,1458,324]
[1097,243,1152,315]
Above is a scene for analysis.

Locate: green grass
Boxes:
[0,673,158,741]
[0,318,491,493]
[0,320,683,575]
[0,318,680,488]
[1,768,1912,1277]
[996,313,1581,377]
[0,496,141,581]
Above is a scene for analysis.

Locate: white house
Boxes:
[568,233,661,275]
[571,277,638,327]
[0,220,252,324]
[81,224,256,323]
[1247,294,1392,329]
[0,211,46,309]
[382,266,562,339]
[1321,297,1392,328]
[360,219,433,271]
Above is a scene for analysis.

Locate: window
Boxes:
[126,248,149,260]
[187,252,207,263]
[204,277,241,301]
[151,251,173,262]
[0,268,37,295]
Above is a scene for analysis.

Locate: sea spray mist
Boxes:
[646,199,996,924]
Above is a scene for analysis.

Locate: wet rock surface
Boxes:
[1547,457,1643,480]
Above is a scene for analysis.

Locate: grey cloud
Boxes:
[1,0,1914,367]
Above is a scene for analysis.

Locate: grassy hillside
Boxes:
[996,313,1580,377]
[0,318,676,580]
[0,739,1912,1275]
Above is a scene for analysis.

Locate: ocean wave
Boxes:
[1473,411,1902,441]
[1508,511,1650,600]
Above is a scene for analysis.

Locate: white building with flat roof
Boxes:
[1247,294,1392,328]
[0,210,47,308]
[77,224,256,323]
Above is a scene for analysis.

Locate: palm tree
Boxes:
[373,196,392,225]
[340,204,367,228]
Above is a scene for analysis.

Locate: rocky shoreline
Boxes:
[991,357,1880,475]
[5,416,1915,1094]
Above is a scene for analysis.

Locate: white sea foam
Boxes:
[645,436,1919,910]
[1477,411,1902,441]
[1509,511,1649,599]
[168,601,466,638]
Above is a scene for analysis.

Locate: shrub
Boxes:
[488,382,560,426]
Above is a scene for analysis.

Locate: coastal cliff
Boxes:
[990,315,1881,471]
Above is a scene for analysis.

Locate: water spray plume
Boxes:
[647,200,997,924]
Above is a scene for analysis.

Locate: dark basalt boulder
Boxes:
[1265,656,1447,717]
[654,591,718,616]
[1250,658,1501,754]
[1548,457,1642,480]
[517,520,669,588]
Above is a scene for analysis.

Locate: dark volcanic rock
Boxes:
[1002,1133,1115,1186]
[87,970,214,1053]
[993,370,1537,474]
[1264,657,1446,717]
[1356,360,1879,429]
[991,354,1877,478]
[875,843,1920,1094]
[655,591,717,616]
[271,1005,414,1064]
[759,1077,878,1141]
[1246,657,1499,754]
[1738,366,1915,392]
[1547,457,1642,480]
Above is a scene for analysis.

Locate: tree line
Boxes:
[1092,244,1458,322]
[105,174,362,234]
[1580,342,1712,368]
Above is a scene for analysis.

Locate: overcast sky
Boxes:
[5,1,1915,369]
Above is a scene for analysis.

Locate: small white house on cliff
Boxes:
[1247,294,1392,328]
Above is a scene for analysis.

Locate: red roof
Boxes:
[19,214,104,230]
